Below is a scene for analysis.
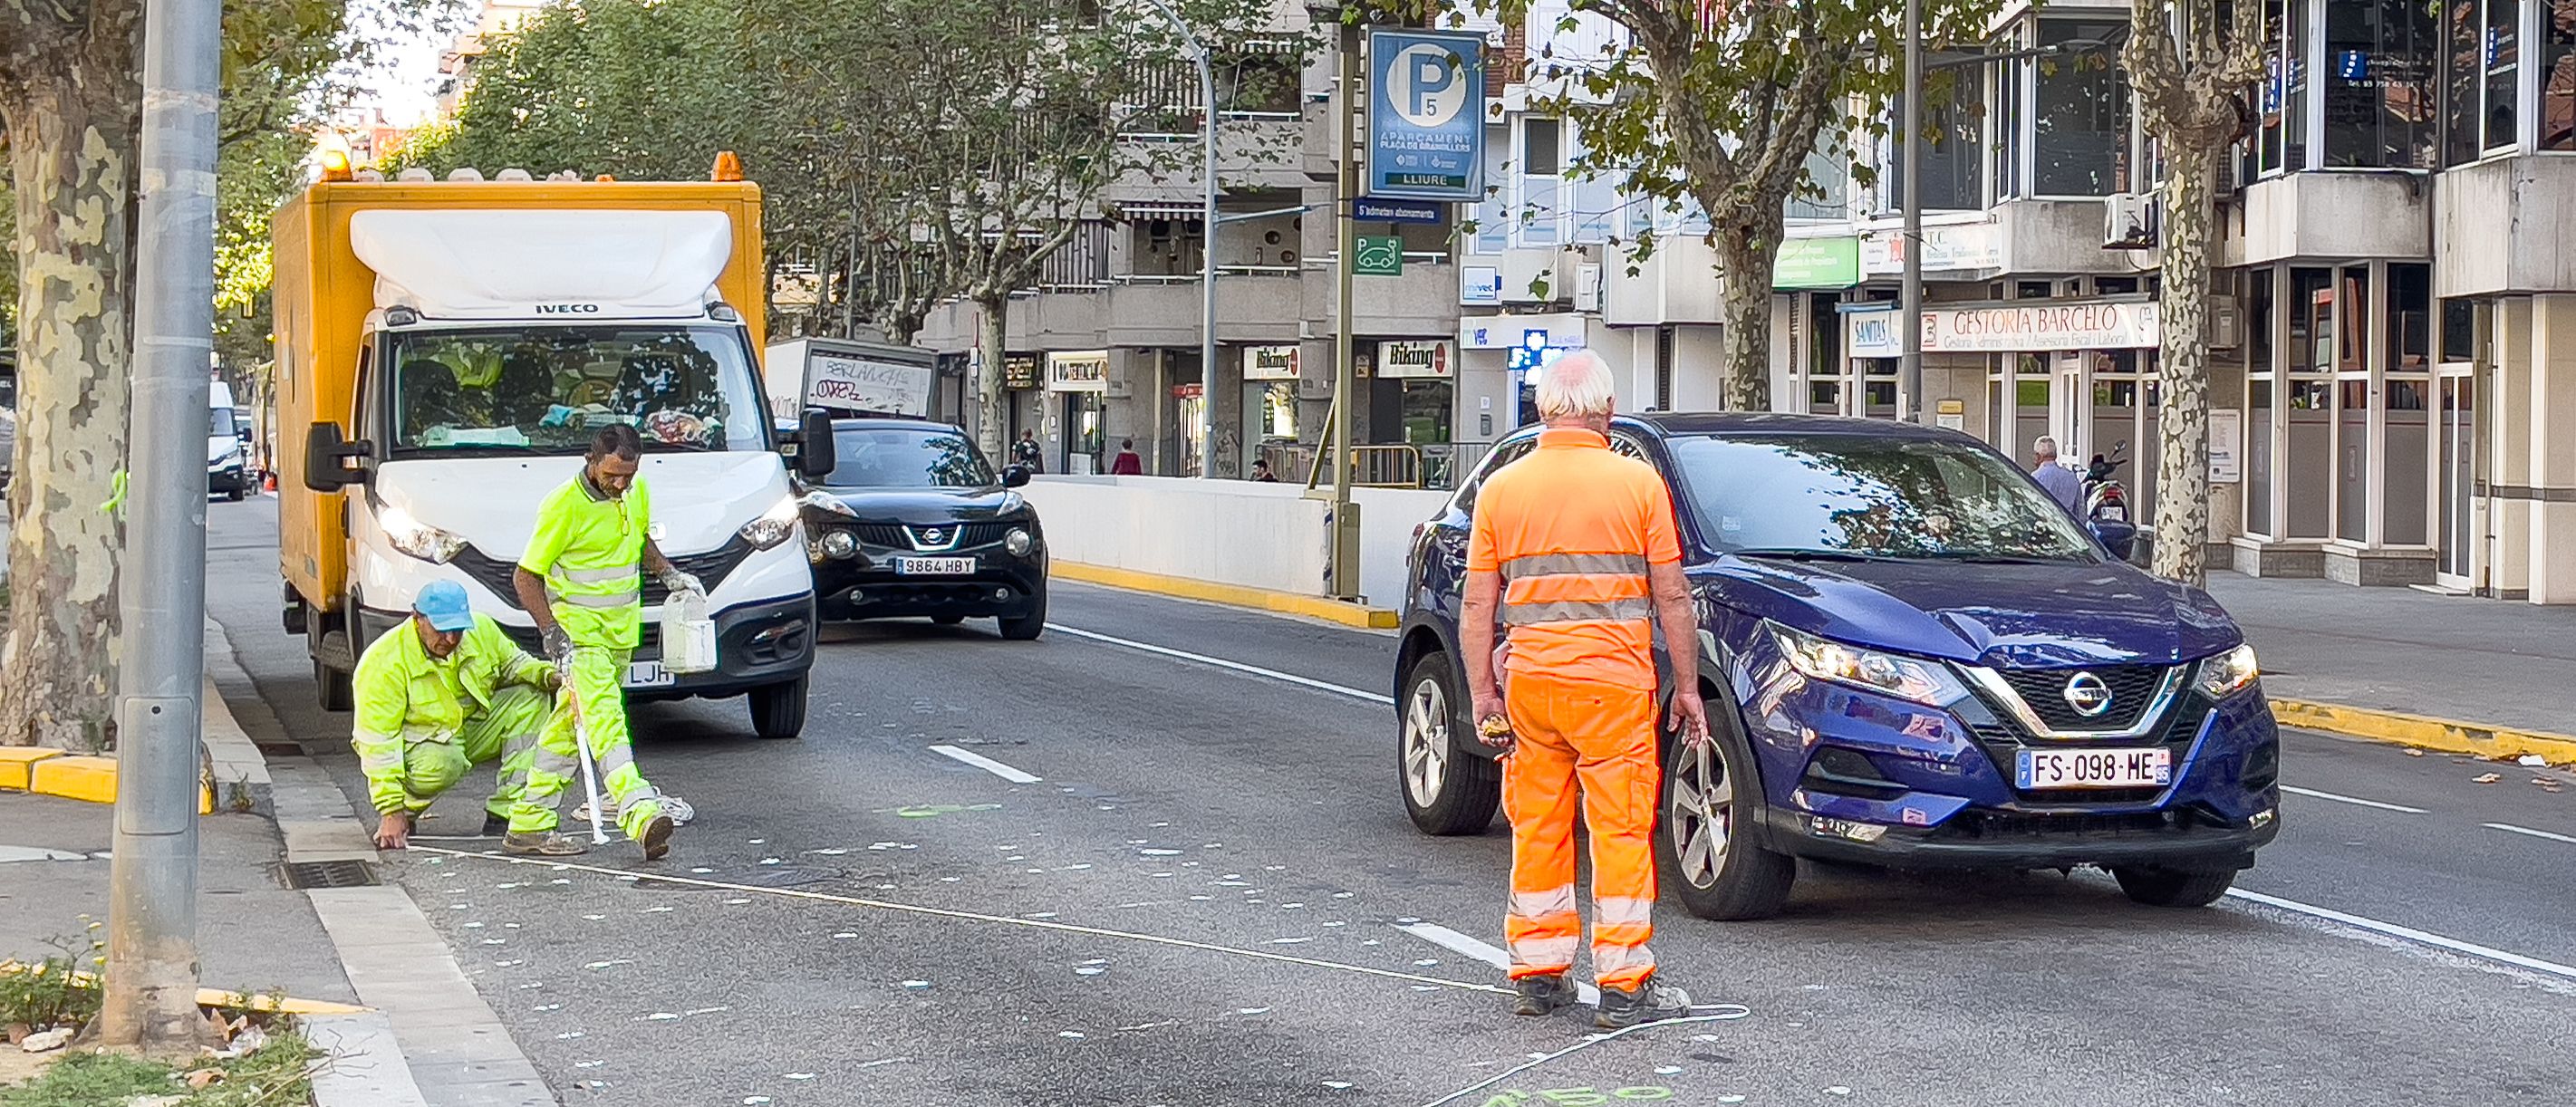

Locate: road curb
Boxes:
[2272,698,2576,765]
[1053,560,1399,629]
[0,748,215,812]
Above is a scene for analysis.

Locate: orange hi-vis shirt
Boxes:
[1467,428,1683,690]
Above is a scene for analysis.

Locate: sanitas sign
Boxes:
[1376,340,1453,379]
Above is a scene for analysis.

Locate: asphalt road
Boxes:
[202,498,2576,1106]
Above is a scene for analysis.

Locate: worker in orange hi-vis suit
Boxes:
[1461,348,1710,1030]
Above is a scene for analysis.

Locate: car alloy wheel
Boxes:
[1402,677,1451,808]
[1667,738,1732,888]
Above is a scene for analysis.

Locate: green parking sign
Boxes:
[1354,236,1404,276]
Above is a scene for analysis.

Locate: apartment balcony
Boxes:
[2220,171,2431,269]
[2434,156,2576,297]
[1601,237,1723,327]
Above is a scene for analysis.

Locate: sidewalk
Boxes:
[2204,572,2576,744]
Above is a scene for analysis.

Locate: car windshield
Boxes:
[386,325,767,456]
[826,426,996,488]
[209,408,237,438]
[1664,433,2101,562]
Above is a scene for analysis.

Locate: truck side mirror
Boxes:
[796,408,837,479]
[303,423,370,492]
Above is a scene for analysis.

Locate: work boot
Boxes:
[1595,976,1693,1029]
[502,831,588,857]
[1511,974,1572,1016]
[635,812,676,861]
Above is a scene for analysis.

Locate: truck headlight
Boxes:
[738,496,801,551]
[1004,527,1034,556]
[2194,643,2260,699]
[380,505,465,564]
[1768,622,1969,708]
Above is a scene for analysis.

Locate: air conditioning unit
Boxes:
[2103,192,2158,249]
[2208,295,2245,350]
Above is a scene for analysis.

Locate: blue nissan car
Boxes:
[1394,414,2279,919]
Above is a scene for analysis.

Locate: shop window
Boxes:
[1399,381,1453,444]
[2445,2,2483,163]
[2324,0,2439,168]
[2546,0,2576,149]
[2389,263,2433,371]
[2439,296,2477,362]
[2337,379,2369,543]
[2250,267,2278,370]
[2290,266,2333,370]
[1257,381,1298,439]
[2485,0,2521,149]
[2262,0,2314,173]
[2248,379,2275,534]
[2033,21,2133,195]
[2387,377,2433,545]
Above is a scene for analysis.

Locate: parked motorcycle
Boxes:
[2084,441,2130,524]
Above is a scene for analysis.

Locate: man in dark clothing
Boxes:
[1110,438,1144,475]
[1011,429,1044,474]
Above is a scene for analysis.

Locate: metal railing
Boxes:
[1300,444,1423,489]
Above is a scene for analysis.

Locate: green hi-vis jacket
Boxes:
[518,474,652,650]
[350,613,555,814]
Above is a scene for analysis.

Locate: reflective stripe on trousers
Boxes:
[514,646,662,838]
[1500,671,1661,989]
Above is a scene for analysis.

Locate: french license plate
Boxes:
[625,660,674,689]
[895,556,976,575]
[2015,747,2171,790]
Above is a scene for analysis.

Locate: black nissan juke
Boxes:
[797,418,1049,640]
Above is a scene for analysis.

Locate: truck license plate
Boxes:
[895,556,976,575]
[625,660,674,689]
[2015,747,2171,790]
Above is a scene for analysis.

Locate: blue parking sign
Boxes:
[1366,29,1485,202]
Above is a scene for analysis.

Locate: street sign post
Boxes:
[1365,29,1485,202]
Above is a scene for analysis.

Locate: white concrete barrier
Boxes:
[1021,476,1454,609]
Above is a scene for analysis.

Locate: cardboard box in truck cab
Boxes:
[272,170,831,736]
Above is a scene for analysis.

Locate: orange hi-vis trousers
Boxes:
[1500,670,1661,991]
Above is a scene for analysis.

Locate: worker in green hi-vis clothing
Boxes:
[510,423,699,859]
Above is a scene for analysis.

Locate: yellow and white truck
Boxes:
[272,157,833,738]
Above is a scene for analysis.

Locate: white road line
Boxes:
[2224,889,2576,983]
[2280,785,2427,813]
[2484,822,2576,845]
[1394,921,1601,1006]
[926,745,1044,784]
[1048,624,1395,705]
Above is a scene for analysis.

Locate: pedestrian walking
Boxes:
[511,424,691,859]
[349,582,564,851]
[1110,438,1144,475]
[1250,458,1278,483]
[2030,436,2084,515]
[1460,348,1708,1029]
[1012,428,1045,474]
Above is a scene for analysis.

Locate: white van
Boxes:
[209,380,249,501]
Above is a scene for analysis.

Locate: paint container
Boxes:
[661,588,718,674]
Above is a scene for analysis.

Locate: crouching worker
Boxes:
[351,581,564,852]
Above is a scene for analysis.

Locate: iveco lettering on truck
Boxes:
[272,154,838,739]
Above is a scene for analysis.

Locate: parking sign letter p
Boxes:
[1409,55,1453,116]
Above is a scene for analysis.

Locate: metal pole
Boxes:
[98,0,219,1054]
[1328,21,1362,598]
[1141,0,1222,479]
[1898,0,1925,424]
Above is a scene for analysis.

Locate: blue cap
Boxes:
[414,581,475,632]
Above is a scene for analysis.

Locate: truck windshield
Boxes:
[385,325,766,455]
[825,426,996,488]
[209,408,237,438]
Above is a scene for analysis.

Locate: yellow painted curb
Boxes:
[0,961,369,1016]
[0,746,65,790]
[2272,698,2576,766]
[1054,561,1399,630]
[8,754,214,813]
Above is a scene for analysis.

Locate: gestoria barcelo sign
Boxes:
[1920,301,2161,353]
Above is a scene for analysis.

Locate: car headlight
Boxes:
[2194,642,2259,699]
[738,496,802,551]
[799,490,856,518]
[820,529,859,560]
[1004,527,1034,557]
[380,504,464,564]
[1768,622,1969,707]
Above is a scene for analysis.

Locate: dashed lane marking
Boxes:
[928,744,1044,784]
[2483,822,2576,846]
[2280,785,2428,813]
[411,846,1509,995]
[1394,921,1601,1007]
[2224,889,2576,983]
[1048,624,1394,705]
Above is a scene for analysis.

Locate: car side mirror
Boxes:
[1002,464,1032,488]
[302,422,369,492]
[795,408,837,479]
[2090,518,2137,563]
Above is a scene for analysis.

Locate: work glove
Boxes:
[542,624,575,668]
[660,569,705,597]
[540,667,565,692]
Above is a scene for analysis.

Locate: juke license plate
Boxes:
[625,660,674,689]
[895,556,977,575]
[2015,747,2172,790]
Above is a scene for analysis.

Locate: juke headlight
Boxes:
[738,496,803,551]
[2194,642,2260,699]
[1004,526,1035,557]
[380,504,465,564]
[1769,621,1970,708]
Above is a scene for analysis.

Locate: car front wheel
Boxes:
[1655,699,1795,920]
[1397,653,1499,835]
[2111,864,2237,908]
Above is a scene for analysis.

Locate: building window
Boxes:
[1516,117,1563,247]
[1995,43,2025,198]
[2324,1,2440,168]
[2262,0,2315,173]
[1887,59,1987,210]
[2446,1,2483,163]
[2486,0,2522,149]
[1788,140,1850,222]
[2546,0,2576,149]
[1473,123,1510,254]
[2032,21,2132,196]
[2439,296,2477,361]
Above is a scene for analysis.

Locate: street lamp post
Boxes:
[1138,0,1222,478]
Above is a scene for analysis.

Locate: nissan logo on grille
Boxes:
[919,527,947,545]
[2061,672,2115,717]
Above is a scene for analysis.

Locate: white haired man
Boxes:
[2031,436,2083,515]
[1460,348,1710,1027]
